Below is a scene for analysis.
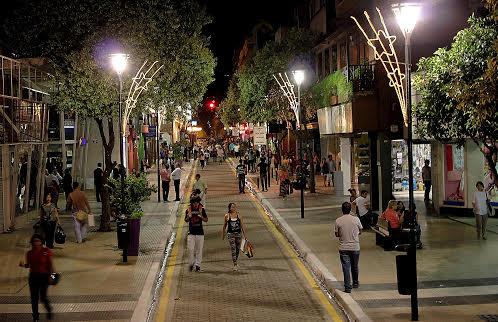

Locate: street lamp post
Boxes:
[293,70,305,219]
[111,53,128,263]
[392,3,422,321]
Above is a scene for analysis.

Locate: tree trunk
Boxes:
[95,117,115,232]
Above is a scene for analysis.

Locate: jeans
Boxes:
[238,175,245,193]
[260,174,268,191]
[424,180,431,200]
[174,180,180,200]
[339,250,360,291]
[29,272,51,320]
[162,180,170,201]
[187,234,204,268]
[72,215,87,243]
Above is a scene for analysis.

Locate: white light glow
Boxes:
[110,53,128,75]
[392,2,421,35]
[292,70,305,86]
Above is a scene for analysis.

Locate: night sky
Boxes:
[198,0,298,99]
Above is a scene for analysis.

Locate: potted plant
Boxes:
[109,174,156,256]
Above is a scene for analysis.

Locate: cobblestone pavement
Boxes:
[245,162,498,321]
[159,162,345,322]
[0,163,192,321]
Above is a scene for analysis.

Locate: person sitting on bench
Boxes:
[398,201,423,249]
[381,200,403,242]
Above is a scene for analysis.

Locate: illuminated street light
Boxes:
[110,52,128,263]
[110,53,128,75]
[392,2,421,321]
[292,70,305,86]
[392,2,422,36]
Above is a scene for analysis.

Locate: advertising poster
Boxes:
[443,144,465,206]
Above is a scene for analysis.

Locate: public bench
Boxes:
[372,219,394,250]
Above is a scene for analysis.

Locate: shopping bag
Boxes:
[239,238,247,253]
[75,210,87,222]
[87,214,95,227]
[54,225,66,244]
[245,241,254,258]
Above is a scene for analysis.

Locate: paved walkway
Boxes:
[154,161,345,322]
[243,161,498,321]
[0,163,192,322]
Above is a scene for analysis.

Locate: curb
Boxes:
[131,163,196,322]
[227,155,371,322]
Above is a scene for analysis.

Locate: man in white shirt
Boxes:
[353,190,378,229]
[171,164,182,201]
[334,202,362,293]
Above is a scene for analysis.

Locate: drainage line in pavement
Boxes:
[245,178,351,322]
[146,231,176,322]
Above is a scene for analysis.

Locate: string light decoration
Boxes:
[351,8,408,125]
[273,72,301,127]
[122,60,164,135]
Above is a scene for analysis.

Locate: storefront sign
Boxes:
[146,125,157,138]
[253,126,267,145]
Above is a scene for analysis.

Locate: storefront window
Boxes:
[443,144,465,206]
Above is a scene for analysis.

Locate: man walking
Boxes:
[171,163,182,201]
[257,157,268,192]
[93,163,104,202]
[422,159,432,201]
[193,174,208,205]
[236,159,247,194]
[334,202,362,293]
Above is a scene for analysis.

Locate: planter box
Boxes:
[128,218,141,256]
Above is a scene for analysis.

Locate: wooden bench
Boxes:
[372,219,394,250]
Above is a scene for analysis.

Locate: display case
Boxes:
[354,134,370,185]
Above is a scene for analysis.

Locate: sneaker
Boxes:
[344,289,352,293]
[189,265,194,272]
[483,236,487,240]
[353,283,359,289]
[195,266,201,272]
[233,264,238,271]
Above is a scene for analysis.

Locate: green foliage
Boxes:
[109,174,157,217]
[236,28,316,123]
[310,71,352,108]
[414,16,498,143]
[414,14,498,186]
[219,76,241,127]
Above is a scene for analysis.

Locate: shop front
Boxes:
[435,140,497,216]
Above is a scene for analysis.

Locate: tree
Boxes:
[3,0,215,230]
[236,28,316,123]
[413,13,498,186]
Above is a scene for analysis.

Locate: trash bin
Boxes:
[396,254,414,295]
[117,217,129,250]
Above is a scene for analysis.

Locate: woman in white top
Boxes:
[472,181,489,240]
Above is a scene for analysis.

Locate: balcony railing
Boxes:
[347,63,375,92]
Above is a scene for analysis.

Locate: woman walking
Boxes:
[222,203,247,271]
[19,234,54,321]
[40,193,59,249]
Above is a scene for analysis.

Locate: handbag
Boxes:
[76,210,88,222]
[245,241,254,258]
[87,214,95,227]
[48,272,61,286]
[54,225,66,244]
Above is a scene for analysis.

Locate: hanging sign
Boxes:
[253,126,267,145]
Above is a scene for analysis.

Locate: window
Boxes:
[317,51,323,79]
[324,48,330,75]
[331,46,338,72]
